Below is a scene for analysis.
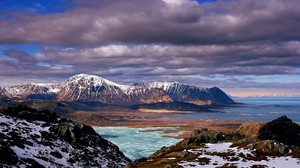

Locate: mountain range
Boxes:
[0,74,235,107]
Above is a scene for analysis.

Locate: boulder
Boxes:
[258,116,300,147]
[178,129,242,146]
[52,121,93,143]
[247,140,290,155]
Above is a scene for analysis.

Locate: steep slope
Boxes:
[56,74,172,105]
[0,74,235,106]
[0,83,62,100]
[0,106,130,167]
[134,82,235,105]
[57,74,128,102]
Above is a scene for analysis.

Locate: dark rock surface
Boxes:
[178,129,242,146]
[258,115,300,147]
[130,101,211,112]
[1,105,59,122]
[0,105,130,167]
[247,140,290,155]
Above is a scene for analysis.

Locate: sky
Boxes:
[0,0,300,97]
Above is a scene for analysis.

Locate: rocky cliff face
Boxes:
[0,105,130,167]
[135,82,235,105]
[56,74,173,105]
[0,74,235,106]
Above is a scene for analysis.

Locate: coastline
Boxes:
[66,110,247,139]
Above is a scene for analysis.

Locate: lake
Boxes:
[94,127,182,160]
[95,97,300,160]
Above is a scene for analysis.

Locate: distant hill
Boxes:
[131,101,211,112]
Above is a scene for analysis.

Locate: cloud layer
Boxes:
[1,0,300,46]
[0,0,300,96]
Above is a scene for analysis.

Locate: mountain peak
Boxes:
[1,74,235,105]
[69,74,107,81]
[67,74,122,88]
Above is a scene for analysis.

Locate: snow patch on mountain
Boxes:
[0,74,235,105]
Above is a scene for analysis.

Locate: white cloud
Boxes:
[161,0,197,6]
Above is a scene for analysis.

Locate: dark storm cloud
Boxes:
[4,49,36,64]
[0,0,300,95]
[0,49,74,83]
[33,42,300,76]
[0,0,300,46]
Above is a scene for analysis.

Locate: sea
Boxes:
[180,97,300,122]
[95,97,300,160]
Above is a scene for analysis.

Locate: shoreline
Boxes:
[66,110,248,139]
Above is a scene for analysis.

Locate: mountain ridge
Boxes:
[0,74,235,106]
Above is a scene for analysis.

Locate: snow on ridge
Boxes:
[141,81,211,91]
[68,74,131,92]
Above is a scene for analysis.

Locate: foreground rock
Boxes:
[0,106,130,167]
[127,116,300,168]
[258,115,300,147]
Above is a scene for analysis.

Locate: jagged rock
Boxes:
[247,140,290,155]
[0,106,130,167]
[178,129,242,146]
[258,115,300,147]
[51,119,101,145]
[2,105,59,122]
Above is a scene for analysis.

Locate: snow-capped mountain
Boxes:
[0,83,62,100]
[134,82,235,105]
[56,74,172,105]
[0,74,235,106]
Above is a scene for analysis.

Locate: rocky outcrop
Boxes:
[258,115,300,147]
[177,129,242,146]
[127,116,300,168]
[0,106,130,167]
[247,140,290,155]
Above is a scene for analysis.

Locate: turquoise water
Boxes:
[180,97,300,122]
[95,97,300,160]
[94,127,182,160]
